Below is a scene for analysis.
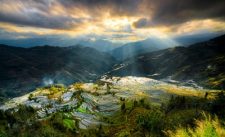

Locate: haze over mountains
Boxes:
[1,0,225,136]
[0,34,224,99]
[109,34,225,89]
[0,32,222,52]
[0,45,116,98]
[0,37,122,52]
[109,37,177,60]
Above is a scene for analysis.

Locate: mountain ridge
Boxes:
[109,37,177,60]
[0,34,224,98]
[0,45,116,98]
[108,34,225,89]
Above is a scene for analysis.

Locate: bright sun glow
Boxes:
[103,18,132,28]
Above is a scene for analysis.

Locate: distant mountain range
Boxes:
[109,34,225,89]
[0,32,221,53]
[109,32,224,60]
[173,32,224,46]
[0,45,116,98]
[75,39,122,52]
[0,34,224,99]
[109,37,177,60]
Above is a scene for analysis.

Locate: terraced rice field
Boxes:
[0,76,220,129]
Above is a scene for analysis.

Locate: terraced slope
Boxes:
[0,76,219,130]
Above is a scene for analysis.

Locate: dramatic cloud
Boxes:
[134,0,225,27]
[58,0,142,17]
[0,0,224,44]
[133,18,149,28]
[0,0,87,29]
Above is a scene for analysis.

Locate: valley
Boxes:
[0,45,116,98]
[1,1,225,136]
[0,35,224,137]
[0,76,223,136]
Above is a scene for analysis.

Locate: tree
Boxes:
[121,102,126,112]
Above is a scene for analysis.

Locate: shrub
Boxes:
[28,93,33,100]
[116,130,131,137]
[63,119,76,132]
[121,102,126,112]
[136,109,164,133]
[166,96,186,112]
[73,83,84,91]
[209,91,225,118]
[0,130,8,137]
[49,85,65,94]
[166,113,225,137]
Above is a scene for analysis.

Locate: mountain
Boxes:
[110,37,177,60]
[0,45,116,98]
[0,38,122,52]
[0,37,225,137]
[76,39,122,52]
[108,34,225,89]
[173,32,224,46]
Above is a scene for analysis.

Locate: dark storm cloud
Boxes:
[54,0,225,28]
[0,12,83,29]
[134,0,225,28]
[133,18,149,28]
[0,0,84,29]
[58,0,141,16]
[0,0,141,29]
[0,0,224,29]
[153,0,225,24]
[58,0,225,23]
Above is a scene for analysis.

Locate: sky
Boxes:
[0,0,225,47]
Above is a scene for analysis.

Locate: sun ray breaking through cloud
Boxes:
[0,0,224,46]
